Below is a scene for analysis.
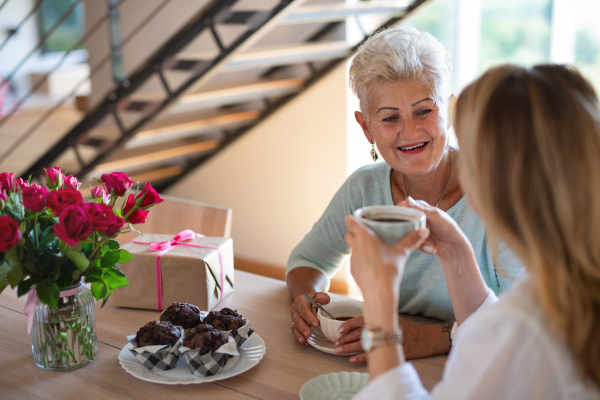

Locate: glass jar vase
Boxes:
[30,281,98,371]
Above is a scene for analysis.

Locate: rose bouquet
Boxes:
[0,167,164,370]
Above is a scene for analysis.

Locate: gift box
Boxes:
[111,231,234,311]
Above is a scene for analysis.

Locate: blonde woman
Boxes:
[347,64,600,399]
[287,27,523,361]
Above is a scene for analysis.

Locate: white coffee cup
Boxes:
[316,300,363,343]
[354,205,426,245]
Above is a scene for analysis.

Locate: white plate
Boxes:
[300,371,369,400]
[118,333,266,384]
[307,326,360,356]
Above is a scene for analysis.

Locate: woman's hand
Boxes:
[402,196,469,260]
[290,292,331,346]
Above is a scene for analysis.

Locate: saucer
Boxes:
[300,371,369,400]
[307,326,360,356]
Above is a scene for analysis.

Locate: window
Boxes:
[38,0,85,54]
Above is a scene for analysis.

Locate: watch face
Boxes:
[360,329,372,352]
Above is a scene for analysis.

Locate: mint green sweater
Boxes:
[287,162,524,321]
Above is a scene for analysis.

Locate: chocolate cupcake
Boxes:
[135,321,181,347]
[203,307,254,350]
[203,307,245,331]
[180,324,238,376]
[128,321,183,371]
[160,302,201,329]
[183,324,228,353]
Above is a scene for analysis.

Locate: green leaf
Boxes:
[101,251,120,269]
[5,192,24,220]
[0,261,12,282]
[82,242,93,256]
[86,269,103,280]
[39,226,55,247]
[0,280,9,296]
[6,267,23,288]
[38,252,52,271]
[17,278,37,297]
[36,279,60,309]
[91,281,107,301]
[118,249,133,264]
[56,270,72,288]
[100,246,109,256]
[107,240,120,250]
[103,268,129,290]
[5,246,20,267]
[101,290,113,308]
[68,250,90,272]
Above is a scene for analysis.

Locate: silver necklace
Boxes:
[402,147,453,208]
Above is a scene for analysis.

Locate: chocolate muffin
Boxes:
[135,321,181,347]
[159,302,201,329]
[203,307,245,331]
[183,324,228,352]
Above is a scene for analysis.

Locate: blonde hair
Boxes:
[349,27,452,113]
[455,64,600,388]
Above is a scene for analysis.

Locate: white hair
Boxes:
[349,27,452,113]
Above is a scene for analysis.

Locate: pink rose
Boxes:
[0,184,6,203]
[135,182,164,209]
[31,183,42,189]
[47,189,83,216]
[0,172,14,192]
[15,178,29,192]
[123,194,149,224]
[44,166,64,190]
[0,216,22,251]
[64,175,81,190]
[84,202,115,231]
[105,216,125,237]
[91,186,111,205]
[22,186,47,212]
[53,205,93,246]
[101,172,133,196]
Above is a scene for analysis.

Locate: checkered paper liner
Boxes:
[199,312,255,350]
[221,319,254,350]
[179,335,239,377]
[127,327,183,372]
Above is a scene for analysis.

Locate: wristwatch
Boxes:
[361,328,403,352]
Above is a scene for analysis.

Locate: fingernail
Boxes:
[299,337,304,344]
[335,347,342,354]
[350,357,356,363]
[423,245,436,254]
[312,321,318,327]
[419,229,427,238]
[334,340,339,346]
[338,327,344,334]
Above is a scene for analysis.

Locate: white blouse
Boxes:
[355,278,600,400]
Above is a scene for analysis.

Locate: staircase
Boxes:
[4,0,428,192]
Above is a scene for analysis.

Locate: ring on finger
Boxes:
[291,321,295,329]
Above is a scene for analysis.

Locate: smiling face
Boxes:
[356,79,450,177]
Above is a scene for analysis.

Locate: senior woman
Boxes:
[287,27,523,361]
[347,64,600,399]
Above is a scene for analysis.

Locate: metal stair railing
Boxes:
[20,0,302,181]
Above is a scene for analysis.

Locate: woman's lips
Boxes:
[398,142,428,154]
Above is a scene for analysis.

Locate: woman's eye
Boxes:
[416,109,432,117]
[382,115,399,123]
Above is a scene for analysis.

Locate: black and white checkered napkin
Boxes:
[179,335,239,377]
[222,319,254,350]
[127,328,183,371]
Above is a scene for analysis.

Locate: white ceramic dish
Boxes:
[307,326,360,356]
[118,333,266,384]
[300,371,369,400]
[317,300,363,343]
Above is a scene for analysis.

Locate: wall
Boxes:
[168,63,349,284]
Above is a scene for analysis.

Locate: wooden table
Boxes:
[0,271,446,399]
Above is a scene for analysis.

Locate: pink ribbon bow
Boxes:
[129,229,226,310]
[24,285,85,335]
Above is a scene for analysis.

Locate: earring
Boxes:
[370,142,379,162]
